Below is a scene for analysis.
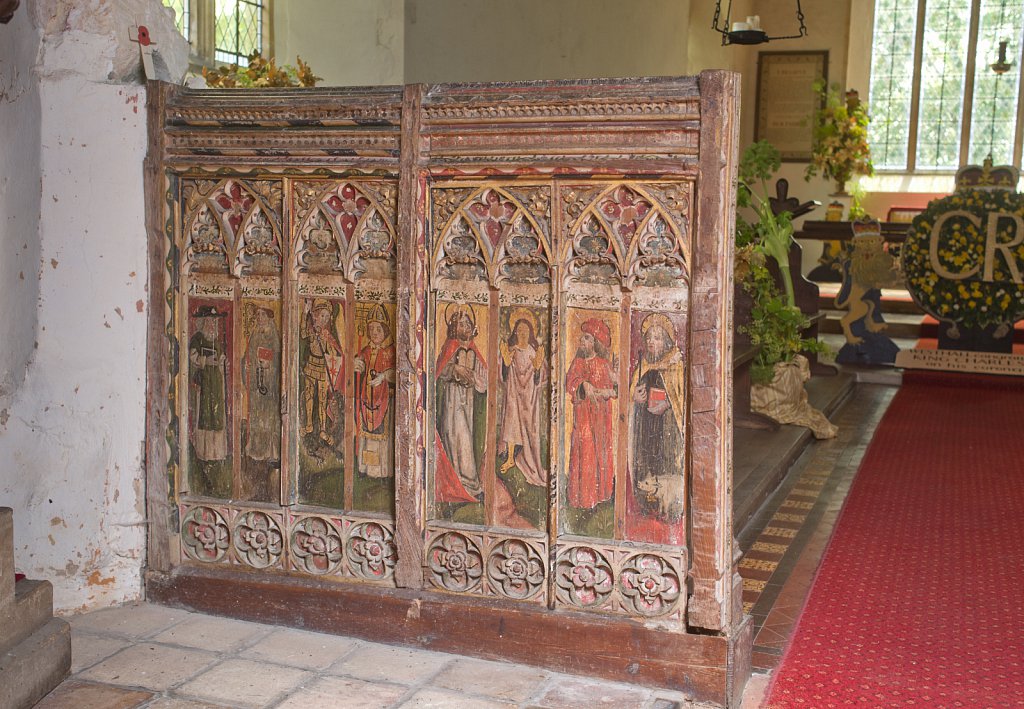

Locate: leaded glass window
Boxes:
[161,0,267,67]
[162,0,189,42]
[869,0,1024,172]
[214,0,264,66]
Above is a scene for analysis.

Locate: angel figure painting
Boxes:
[495,307,549,530]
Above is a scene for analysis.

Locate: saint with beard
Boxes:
[565,318,617,509]
[629,314,685,516]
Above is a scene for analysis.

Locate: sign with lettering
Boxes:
[902,162,1024,334]
[895,348,1024,377]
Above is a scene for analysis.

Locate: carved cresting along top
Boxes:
[420,77,702,165]
[162,86,405,166]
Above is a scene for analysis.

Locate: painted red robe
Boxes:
[566,354,616,508]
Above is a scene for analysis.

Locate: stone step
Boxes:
[0,580,56,656]
[0,616,71,709]
[816,286,924,315]
[820,310,925,340]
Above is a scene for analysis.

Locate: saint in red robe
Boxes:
[566,353,616,508]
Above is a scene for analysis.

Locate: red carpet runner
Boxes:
[765,371,1024,707]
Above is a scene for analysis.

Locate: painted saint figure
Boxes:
[435,306,488,501]
[566,318,617,509]
[301,299,344,448]
[243,306,281,463]
[630,314,685,520]
[189,305,228,494]
[498,312,547,487]
[354,304,396,479]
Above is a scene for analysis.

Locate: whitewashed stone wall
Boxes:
[0,0,185,612]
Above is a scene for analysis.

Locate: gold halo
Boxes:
[508,307,540,337]
[641,313,675,339]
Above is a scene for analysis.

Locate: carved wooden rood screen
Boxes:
[144,74,750,706]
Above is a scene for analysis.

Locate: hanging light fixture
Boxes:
[990,40,1014,74]
[711,1,807,46]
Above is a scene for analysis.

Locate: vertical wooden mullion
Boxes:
[907,0,928,172]
[483,290,500,526]
[344,283,357,510]
[145,82,173,571]
[959,0,983,166]
[279,178,293,507]
[613,293,630,540]
[232,280,243,498]
[547,185,561,610]
[394,84,426,589]
[688,70,740,633]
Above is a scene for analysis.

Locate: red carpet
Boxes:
[765,371,1024,707]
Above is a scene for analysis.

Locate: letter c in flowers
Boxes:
[930,211,980,280]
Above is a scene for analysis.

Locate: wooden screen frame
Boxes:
[144,73,749,707]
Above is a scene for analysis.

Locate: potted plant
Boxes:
[736,141,836,438]
[805,81,873,196]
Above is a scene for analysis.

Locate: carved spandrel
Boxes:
[293,180,398,280]
[182,178,284,277]
[431,185,551,288]
[560,182,691,290]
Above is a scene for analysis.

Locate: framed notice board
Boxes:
[755,51,828,161]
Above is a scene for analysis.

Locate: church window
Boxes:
[868,0,1024,172]
[162,0,268,67]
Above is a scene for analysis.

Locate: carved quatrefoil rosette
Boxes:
[181,506,230,564]
[619,554,681,617]
[427,532,483,593]
[486,539,545,600]
[232,511,283,569]
[346,522,397,581]
[290,516,344,575]
[554,546,614,608]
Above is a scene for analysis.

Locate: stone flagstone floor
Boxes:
[42,601,766,708]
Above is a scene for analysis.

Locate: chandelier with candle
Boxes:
[711,1,807,46]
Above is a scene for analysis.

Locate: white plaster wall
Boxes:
[273,0,404,86]
[0,0,186,613]
[0,7,42,413]
[0,78,151,612]
[404,0,689,84]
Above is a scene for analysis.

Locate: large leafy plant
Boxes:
[736,141,830,383]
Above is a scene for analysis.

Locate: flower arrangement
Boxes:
[805,81,873,193]
[203,52,320,88]
[902,188,1024,330]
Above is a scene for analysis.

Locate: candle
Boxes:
[746,15,761,30]
[731,21,750,32]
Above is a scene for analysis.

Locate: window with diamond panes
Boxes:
[162,0,189,41]
[868,0,1024,172]
[215,0,264,66]
[161,0,267,67]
